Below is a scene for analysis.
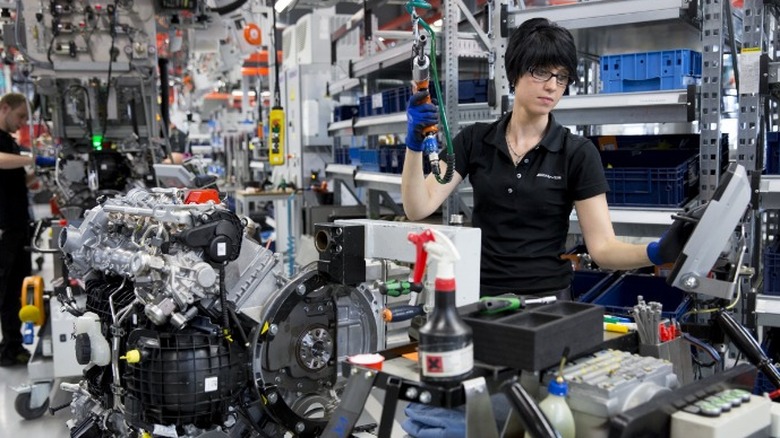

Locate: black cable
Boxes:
[219,264,230,333]
[228,306,249,347]
[271,1,281,108]
[101,4,118,140]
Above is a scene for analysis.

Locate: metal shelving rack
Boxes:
[326,0,721,228]
[739,0,780,330]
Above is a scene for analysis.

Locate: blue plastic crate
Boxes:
[754,371,777,395]
[571,270,618,303]
[459,79,489,103]
[767,132,780,174]
[397,86,413,110]
[382,89,399,114]
[764,244,780,296]
[358,96,372,117]
[601,149,699,207]
[591,274,691,321]
[359,149,381,172]
[348,147,364,164]
[334,148,350,164]
[600,49,702,93]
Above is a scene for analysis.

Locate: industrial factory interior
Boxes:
[2,0,780,437]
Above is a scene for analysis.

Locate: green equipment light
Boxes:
[92,135,103,150]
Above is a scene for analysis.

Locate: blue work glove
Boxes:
[646,217,696,265]
[406,91,439,152]
[402,403,466,438]
[34,155,56,167]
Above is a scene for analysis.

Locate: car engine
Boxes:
[58,187,379,437]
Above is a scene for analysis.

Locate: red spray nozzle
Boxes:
[408,229,435,284]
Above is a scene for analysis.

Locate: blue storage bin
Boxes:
[764,244,780,296]
[591,274,691,321]
[600,49,702,93]
[382,89,399,114]
[754,370,776,395]
[766,132,780,174]
[348,147,364,164]
[359,149,381,172]
[571,270,617,303]
[601,149,699,207]
[398,86,413,110]
[459,79,489,103]
[334,148,350,164]
[358,96,372,117]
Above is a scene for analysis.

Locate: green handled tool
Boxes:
[478,295,557,315]
[378,280,424,297]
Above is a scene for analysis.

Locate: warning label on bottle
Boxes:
[420,344,473,378]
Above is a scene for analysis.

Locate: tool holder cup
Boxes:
[638,338,694,385]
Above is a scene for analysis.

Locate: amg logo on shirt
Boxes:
[536,173,562,180]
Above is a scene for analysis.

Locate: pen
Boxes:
[604,316,633,324]
[603,315,632,323]
[603,322,637,333]
[604,322,629,334]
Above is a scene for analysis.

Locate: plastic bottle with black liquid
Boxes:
[417,230,473,387]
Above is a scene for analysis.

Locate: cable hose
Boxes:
[408,2,454,184]
[219,265,230,335]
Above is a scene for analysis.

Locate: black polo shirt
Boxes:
[452,112,608,296]
[0,129,30,229]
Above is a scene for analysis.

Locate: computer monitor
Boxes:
[667,163,752,300]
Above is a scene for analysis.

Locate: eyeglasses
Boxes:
[528,67,573,87]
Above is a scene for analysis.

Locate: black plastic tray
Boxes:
[460,301,604,371]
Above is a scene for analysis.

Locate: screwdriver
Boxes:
[478,295,557,315]
[383,305,425,322]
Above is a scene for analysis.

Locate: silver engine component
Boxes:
[58,188,380,437]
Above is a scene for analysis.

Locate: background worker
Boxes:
[0,92,54,366]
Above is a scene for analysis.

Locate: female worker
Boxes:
[402,17,691,299]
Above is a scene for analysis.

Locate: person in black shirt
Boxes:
[0,92,49,366]
[402,18,691,298]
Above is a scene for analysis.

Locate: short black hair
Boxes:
[504,17,578,91]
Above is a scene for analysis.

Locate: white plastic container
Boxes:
[526,377,576,438]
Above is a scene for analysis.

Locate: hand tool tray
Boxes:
[459,301,603,371]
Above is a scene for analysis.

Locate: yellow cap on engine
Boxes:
[121,350,141,364]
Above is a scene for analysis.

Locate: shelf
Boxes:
[755,294,780,326]
[325,164,402,193]
[760,175,780,209]
[351,41,419,78]
[329,91,695,134]
[328,103,494,137]
[510,0,694,30]
[553,90,696,125]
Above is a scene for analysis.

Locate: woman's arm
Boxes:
[574,194,653,270]
[400,150,463,221]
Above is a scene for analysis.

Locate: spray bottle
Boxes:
[415,229,473,387]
